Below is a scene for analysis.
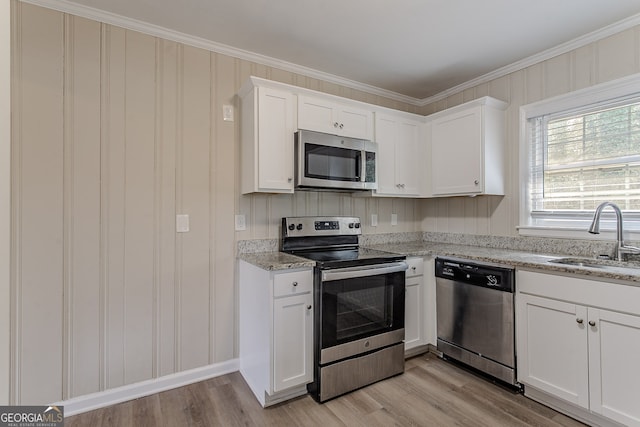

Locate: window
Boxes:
[521,74,640,236]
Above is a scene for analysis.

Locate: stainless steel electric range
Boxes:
[281,216,408,402]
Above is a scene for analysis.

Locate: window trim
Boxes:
[519,73,640,239]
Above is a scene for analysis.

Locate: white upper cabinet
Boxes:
[374,111,425,197]
[298,95,374,140]
[240,79,296,194]
[429,97,507,196]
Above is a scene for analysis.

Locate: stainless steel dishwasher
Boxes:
[435,257,518,387]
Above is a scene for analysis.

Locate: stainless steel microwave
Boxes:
[295,129,377,191]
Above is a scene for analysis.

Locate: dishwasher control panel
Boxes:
[435,257,514,292]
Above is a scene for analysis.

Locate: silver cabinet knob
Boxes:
[339,123,344,129]
[287,177,293,182]
[576,318,584,324]
[589,321,596,327]
[411,266,416,271]
[334,122,339,128]
[306,305,312,310]
[292,281,298,287]
[474,180,479,185]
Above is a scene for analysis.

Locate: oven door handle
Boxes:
[321,261,408,282]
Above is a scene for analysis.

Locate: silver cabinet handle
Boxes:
[307,305,312,310]
[576,318,584,324]
[589,321,596,327]
[292,281,298,287]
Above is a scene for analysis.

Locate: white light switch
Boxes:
[235,214,246,231]
[391,213,398,226]
[176,214,189,233]
[223,104,234,122]
[371,214,378,227]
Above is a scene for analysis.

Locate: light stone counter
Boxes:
[366,241,640,284]
[237,233,640,283]
[237,251,315,271]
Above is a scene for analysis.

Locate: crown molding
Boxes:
[418,12,640,106]
[18,0,424,105]
[17,0,640,108]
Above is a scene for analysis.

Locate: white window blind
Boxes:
[528,97,640,230]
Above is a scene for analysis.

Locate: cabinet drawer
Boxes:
[274,270,312,297]
[406,257,424,277]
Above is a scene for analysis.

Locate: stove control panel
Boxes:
[315,221,339,231]
[282,216,362,238]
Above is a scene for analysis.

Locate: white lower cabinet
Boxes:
[517,270,640,427]
[272,292,313,392]
[404,257,436,356]
[239,261,313,406]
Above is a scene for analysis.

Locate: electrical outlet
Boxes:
[235,214,246,231]
[391,213,398,226]
[371,214,378,227]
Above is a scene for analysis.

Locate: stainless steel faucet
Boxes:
[588,201,640,261]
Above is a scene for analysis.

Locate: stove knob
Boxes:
[296,223,303,231]
[288,224,295,231]
[354,222,361,229]
[348,223,355,229]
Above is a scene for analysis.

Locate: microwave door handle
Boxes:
[321,262,408,282]
[360,149,366,182]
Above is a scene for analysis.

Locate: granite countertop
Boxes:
[238,251,315,271]
[366,241,640,284]
[238,240,640,284]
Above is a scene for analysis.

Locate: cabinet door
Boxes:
[297,95,336,135]
[374,113,422,196]
[336,104,373,140]
[257,87,295,192]
[517,294,589,409]
[272,293,313,392]
[373,114,400,195]
[431,106,483,195]
[404,275,424,351]
[395,119,422,195]
[588,308,640,426]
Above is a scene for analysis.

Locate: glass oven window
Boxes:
[305,143,361,182]
[336,286,389,341]
[321,270,404,348]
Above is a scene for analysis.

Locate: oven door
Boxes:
[318,261,407,364]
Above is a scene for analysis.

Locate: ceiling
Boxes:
[32,0,640,102]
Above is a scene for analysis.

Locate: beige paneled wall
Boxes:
[420,26,640,237]
[10,2,421,404]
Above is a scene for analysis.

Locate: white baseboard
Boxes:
[53,359,240,417]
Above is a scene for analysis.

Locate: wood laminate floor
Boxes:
[66,353,585,426]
